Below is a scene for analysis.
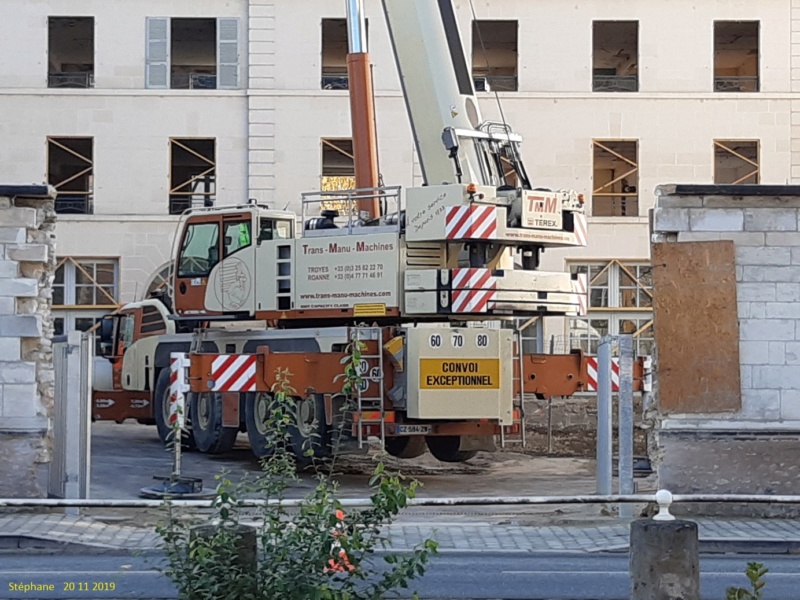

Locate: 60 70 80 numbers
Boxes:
[428,333,490,349]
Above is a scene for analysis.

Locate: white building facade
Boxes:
[1,0,797,355]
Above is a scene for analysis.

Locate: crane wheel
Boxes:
[153,368,196,451]
[425,435,478,463]
[384,436,427,459]
[245,392,276,459]
[288,394,331,468]
[190,392,238,455]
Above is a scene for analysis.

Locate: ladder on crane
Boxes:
[353,326,386,450]
[501,328,527,447]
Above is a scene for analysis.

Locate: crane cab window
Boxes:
[223,220,252,257]
[258,218,292,242]
[177,222,220,277]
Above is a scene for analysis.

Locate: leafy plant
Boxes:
[155,331,438,599]
[726,562,768,600]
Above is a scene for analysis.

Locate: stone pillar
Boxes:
[630,519,700,600]
[0,184,57,498]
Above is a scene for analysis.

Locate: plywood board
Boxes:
[651,241,741,414]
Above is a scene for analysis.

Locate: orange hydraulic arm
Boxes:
[345,0,381,220]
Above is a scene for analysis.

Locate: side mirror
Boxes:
[98,316,115,358]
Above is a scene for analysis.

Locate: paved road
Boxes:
[0,551,795,599]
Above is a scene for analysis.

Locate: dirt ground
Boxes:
[68,422,656,527]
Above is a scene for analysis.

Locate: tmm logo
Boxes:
[528,196,558,214]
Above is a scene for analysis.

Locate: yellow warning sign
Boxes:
[419,358,500,389]
[354,303,387,317]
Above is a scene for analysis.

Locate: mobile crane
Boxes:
[94,0,628,463]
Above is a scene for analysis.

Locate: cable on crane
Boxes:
[468,0,528,190]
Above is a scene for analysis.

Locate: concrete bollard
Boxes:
[630,518,700,600]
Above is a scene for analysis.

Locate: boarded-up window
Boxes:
[472,21,518,92]
[714,140,759,184]
[592,140,638,217]
[652,241,741,413]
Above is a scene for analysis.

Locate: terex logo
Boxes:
[528,195,558,214]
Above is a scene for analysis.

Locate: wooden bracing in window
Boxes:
[169,138,216,197]
[53,257,119,309]
[592,140,638,217]
[714,140,759,184]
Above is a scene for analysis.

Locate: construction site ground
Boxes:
[4,422,800,556]
[81,421,625,527]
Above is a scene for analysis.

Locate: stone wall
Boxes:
[0,185,56,498]
[650,184,800,515]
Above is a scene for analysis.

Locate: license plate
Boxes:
[395,424,432,435]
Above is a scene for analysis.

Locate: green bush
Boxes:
[727,562,768,600]
[155,333,438,600]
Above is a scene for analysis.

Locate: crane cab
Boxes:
[172,205,296,319]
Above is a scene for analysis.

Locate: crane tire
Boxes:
[288,394,331,468]
[245,392,276,459]
[384,436,427,459]
[190,391,238,454]
[425,435,478,463]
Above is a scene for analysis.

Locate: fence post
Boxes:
[596,336,613,495]
[618,335,634,518]
[54,331,93,514]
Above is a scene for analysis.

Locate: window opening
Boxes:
[47,137,94,214]
[169,138,216,214]
[171,18,217,89]
[714,21,759,92]
[592,140,639,217]
[472,20,518,92]
[322,18,349,89]
[592,21,638,92]
[714,140,759,184]
[320,138,356,213]
[48,17,94,88]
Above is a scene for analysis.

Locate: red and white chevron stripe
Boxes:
[586,356,620,392]
[575,272,588,316]
[210,354,257,392]
[451,268,497,313]
[574,212,587,246]
[445,205,497,240]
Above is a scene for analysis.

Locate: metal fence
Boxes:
[49,331,93,500]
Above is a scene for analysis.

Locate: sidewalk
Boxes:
[2,512,800,554]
